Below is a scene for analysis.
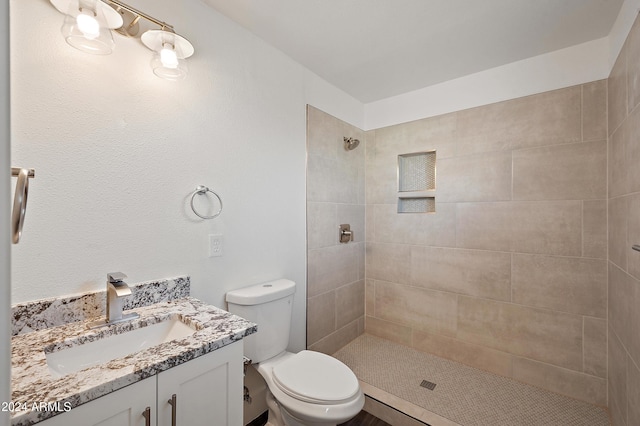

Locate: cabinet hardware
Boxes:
[168,393,177,426]
[142,407,151,426]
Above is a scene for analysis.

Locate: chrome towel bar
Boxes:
[11,167,35,178]
[11,167,35,244]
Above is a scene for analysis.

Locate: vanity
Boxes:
[10,276,257,426]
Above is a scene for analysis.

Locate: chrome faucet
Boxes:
[106,272,139,324]
[88,272,140,329]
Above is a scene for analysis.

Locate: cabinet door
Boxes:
[157,342,243,426]
[40,377,156,426]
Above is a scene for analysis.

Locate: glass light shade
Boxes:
[150,49,188,81]
[60,0,114,55]
[141,30,194,81]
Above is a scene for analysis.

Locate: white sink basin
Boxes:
[46,318,196,378]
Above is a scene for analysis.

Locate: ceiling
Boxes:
[203,0,625,103]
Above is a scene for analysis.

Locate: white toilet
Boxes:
[226,279,364,426]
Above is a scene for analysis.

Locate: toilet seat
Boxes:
[272,350,360,405]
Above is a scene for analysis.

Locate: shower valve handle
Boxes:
[339,224,354,243]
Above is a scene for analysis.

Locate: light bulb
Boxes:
[76,12,100,39]
[160,45,179,69]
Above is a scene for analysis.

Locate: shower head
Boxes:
[343,137,360,151]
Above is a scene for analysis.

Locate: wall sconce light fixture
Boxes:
[49,0,194,80]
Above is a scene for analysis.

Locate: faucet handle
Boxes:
[107,272,127,283]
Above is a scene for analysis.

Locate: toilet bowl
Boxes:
[258,351,364,426]
[226,279,364,426]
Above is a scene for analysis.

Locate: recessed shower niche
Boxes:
[397,151,436,213]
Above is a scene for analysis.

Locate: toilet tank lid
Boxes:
[226,279,296,305]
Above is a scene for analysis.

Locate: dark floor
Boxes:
[338,410,392,426]
[247,410,390,426]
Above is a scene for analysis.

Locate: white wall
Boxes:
[364,0,640,130]
[364,37,610,129]
[1,0,10,423]
[9,0,363,352]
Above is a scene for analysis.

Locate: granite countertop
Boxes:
[10,296,257,426]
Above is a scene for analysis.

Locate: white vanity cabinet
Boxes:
[157,341,243,426]
[38,342,243,426]
[39,377,155,426]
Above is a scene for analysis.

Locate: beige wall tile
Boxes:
[308,319,361,355]
[609,270,640,361]
[336,204,365,244]
[375,281,458,337]
[511,357,607,406]
[582,80,608,142]
[364,316,412,347]
[307,291,336,345]
[623,106,640,195]
[356,242,365,281]
[408,203,457,247]
[609,263,635,354]
[628,355,640,426]
[511,254,606,317]
[511,201,582,256]
[308,244,360,297]
[365,130,376,163]
[512,141,607,201]
[365,160,397,205]
[456,202,512,251]
[365,242,412,284]
[609,196,628,271]
[610,396,628,426]
[460,195,583,252]
[609,41,628,136]
[609,328,628,421]
[374,113,456,161]
[627,15,640,113]
[438,151,512,202]
[583,200,607,259]
[336,280,365,329]
[583,317,607,378]
[365,205,375,242]
[334,158,362,205]
[306,106,340,158]
[365,280,375,317]
[373,202,456,247]
[456,86,581,155]
[372,204,419,245]
[628,194,640,280]
[307,154,337,202]
[412,329,512,377]
[609,122,630,199]
[457,296,583,370]
[401,113,457,159]
[411,247,511,301]
[363,395,435,426]
[360,383,462,426]
[368,121,455,205]
[307,202,337,249]
[307,105,365,352]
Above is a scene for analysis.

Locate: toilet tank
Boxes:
[226,279,296,363]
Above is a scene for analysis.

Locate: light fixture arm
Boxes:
[105,0,175,33]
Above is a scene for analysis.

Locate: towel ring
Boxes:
[190,185,223,219]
